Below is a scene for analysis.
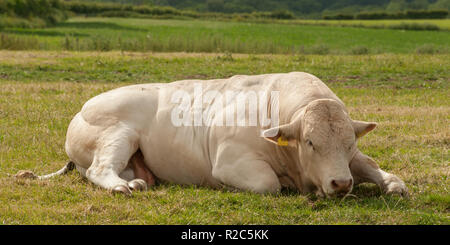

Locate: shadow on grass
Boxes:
[135,182,401,202]
[57,172,409,211]
[3,29,89,37]
[277,184,409,211]
[351,183,384,197]
[277,183,384,198]
[55,21,147,32]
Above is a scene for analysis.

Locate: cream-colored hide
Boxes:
[62,72,407,197]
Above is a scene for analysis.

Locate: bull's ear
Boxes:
[262,123,297,147]
[352,120,377,138]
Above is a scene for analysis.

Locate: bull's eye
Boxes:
[348,143,355,151]
[306,140,314,150]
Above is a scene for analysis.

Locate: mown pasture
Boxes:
[1,17,449,54]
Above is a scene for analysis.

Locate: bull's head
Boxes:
[263,99,376,197]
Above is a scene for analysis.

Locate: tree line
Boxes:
[0,0,448,29]
[81,0,450,18]
[0,0,68,28]
[324,9,448,19]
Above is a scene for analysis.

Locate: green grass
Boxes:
[285,19,450,30]
[1,17,450,54]
[0,51,449,224]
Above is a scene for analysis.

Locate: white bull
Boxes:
[18,72,407,197]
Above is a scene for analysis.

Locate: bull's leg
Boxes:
[128,150,156,189]
[350,150,408,196]
[212,141,281,194]
[75,163,144,189]
[75,165,87,178]
[85,127,147,195]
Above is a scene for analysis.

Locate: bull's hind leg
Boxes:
[350,150,408,196]
[128,150,156,188]
[118,150,156,191]
[85,125,147,195]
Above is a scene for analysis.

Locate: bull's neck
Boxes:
[267,106,307,192]
[271,143,304,191]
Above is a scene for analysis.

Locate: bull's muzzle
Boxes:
[330,178,353,194]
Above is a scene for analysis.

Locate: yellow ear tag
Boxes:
[277,137,289,146]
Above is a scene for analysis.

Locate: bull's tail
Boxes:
[15,161,75,180]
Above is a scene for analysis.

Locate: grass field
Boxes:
[0,50,448,224]
[1,17,450,54]
[286,18,450,30]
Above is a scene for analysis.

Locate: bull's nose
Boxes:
[331,179,352,193]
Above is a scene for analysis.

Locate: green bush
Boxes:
[416,44,438,54]
[405,10,449,19]
[62,1,297,21]
[98,10,137,18]
[269,10,295,20]
[325,9,449,20]
[0,33,40,49]
[356,12,392,20]
[323,14,354,20]
[0,16,47,29]
[307,44,330,55]
[355,10,448,20]
[390,22,440,31]
[0,0,67,28]
[350,46,369,55]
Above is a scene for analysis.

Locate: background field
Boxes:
[0,49,448,224]
[1,17,450,54]
[288,18,450,30]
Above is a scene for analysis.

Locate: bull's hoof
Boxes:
[112,185,132,196]
[15,170,38,179]
[314,189,326,198]
[128,179,147,191]
[384,175,408,197]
